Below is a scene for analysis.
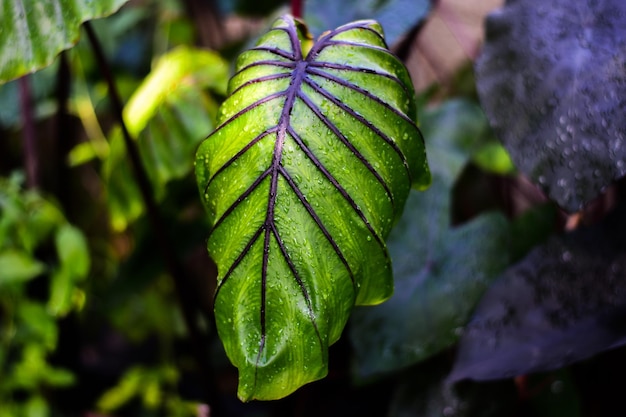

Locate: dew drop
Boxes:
[561,251,572,262]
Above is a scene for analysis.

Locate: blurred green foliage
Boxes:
[0,173,86,416]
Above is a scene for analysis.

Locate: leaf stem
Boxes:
[83,21,222,414]
[18,75,38,189]
[181,0,224,48]
[291,0,303,18]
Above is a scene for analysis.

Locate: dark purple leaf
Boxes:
[476,0,626,212]
[449,202,626,382]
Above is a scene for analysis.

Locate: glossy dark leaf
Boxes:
[449,203,626,382]
[195,15,430,400]
[476,0,626,212]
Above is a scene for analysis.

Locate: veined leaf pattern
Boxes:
[195,14,430,401]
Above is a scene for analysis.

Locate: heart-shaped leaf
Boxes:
[476,0,626,212]
[195,15,430,400]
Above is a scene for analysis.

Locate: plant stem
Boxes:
[55,53,72,211]
[83,21,222,414]
[181,0,224,48]
[18,75,38,189]
[291,0,303,18]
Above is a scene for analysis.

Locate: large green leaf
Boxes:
[0,0,130,84]
[195,15,430,401]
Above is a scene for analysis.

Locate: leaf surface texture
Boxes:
[195,15,429,400]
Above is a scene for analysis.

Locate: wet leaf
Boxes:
[476,0,626,212]
[449,203,626,382]
[0,0,130,83]
[195,15,430,400]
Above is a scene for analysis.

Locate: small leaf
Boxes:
[17,301,58,351]
[23,395,49,417]
[0,0,130,83]
[54,223,90,279]
[97,367,144,411]
[195,15,430,400]
[0,250,45,285]
[472,142,515,176]
[449,203,626,382]
[0,174,64,253]
[11,344,74,389]
[476,0,626,211]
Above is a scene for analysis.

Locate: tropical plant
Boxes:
[195,14,429,400]
[1,0,625,415]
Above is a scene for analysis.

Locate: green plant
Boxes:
[1,0,626,415]
[195,15,429,400]
[0,173,88,416]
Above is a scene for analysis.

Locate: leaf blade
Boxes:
[475,0,626,211]
[0,0,130,84]
[195,15,429,401]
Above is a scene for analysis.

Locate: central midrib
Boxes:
[256,58,310,366]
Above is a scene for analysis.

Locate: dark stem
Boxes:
[181,0,224,49]
[55,53,73,211]
[18,75,38,189]
[83,21,222,414]
[291,0,303,18]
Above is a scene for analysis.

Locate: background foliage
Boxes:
[1,0,625,416]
